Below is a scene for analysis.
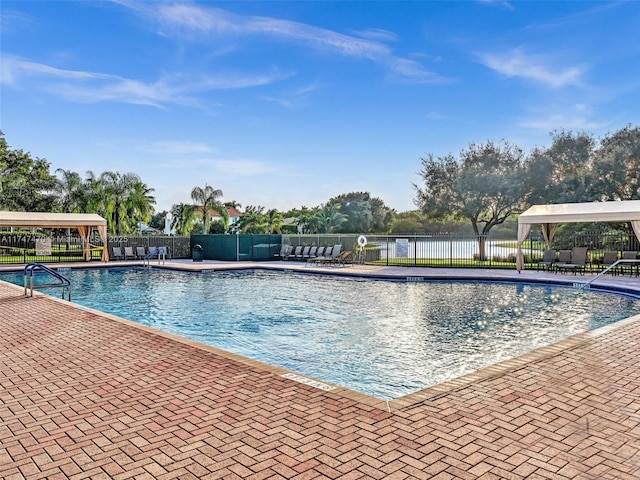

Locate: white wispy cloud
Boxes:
[476,0,514,11]
[479,47,585,88]
[260,82,322,109]
[351,28,398,43]
[519,104,602,131]
[212,159,276,176]
[0,54,286,107]
[117,0,446,84]
[162,157,276,176]
[0,8,36,35]
[141,141,217,154]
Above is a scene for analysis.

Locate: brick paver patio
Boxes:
[2,264,640,479]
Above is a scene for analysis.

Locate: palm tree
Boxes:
[53,169,84,213]
[125,181,156,232]
[319,203,348,234]
[296,207,323,234]
[191,184,224,234]
[170,203,197,235]
[236,205,266,233]
[82,170,104,216]
[265,208,284,234]
[99,171,141,234]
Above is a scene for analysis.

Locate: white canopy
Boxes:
[0,211,109,261]
[516,200,640,271]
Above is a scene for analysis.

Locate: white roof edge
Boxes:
[0,211,107,227]
[519,200,640,224]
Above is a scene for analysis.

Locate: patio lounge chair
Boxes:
[537,249,556,271]
[112,246,124,260]
[619,251,639,276]
[290,246,303,260]
[281,245,294,260]
[305,246,317,259]
[296,246,310,260]
[275,244,289,260]
[326,250,353,267]
[553,250,571,272]
[136,246,147,259]
[601,250,619,275]
[555,247,588,275]
[124,246,135,260]
[308,245,342,265]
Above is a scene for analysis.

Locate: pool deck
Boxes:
[2,260,640,479]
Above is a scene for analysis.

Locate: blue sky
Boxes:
[2,1,639,214]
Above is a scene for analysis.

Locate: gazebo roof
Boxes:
[518,200,640,225]
[0,211,107,229]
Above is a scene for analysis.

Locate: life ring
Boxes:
[357,235,367,248]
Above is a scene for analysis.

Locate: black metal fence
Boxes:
[107,236,191,259]
[3,230,639,271]
[0,233,191,265]
[242,232,640,270]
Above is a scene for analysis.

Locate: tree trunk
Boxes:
[476,235,488,261]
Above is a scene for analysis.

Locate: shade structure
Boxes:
[516,200,640,271]
[0,211,109,261]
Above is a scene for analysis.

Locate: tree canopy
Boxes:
[414,125,640,242]
[0,133,56,212]
[414,140,526,258]
[4,124,640,238]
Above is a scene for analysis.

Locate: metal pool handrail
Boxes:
[580,258,640,290]
[143,247,166,267]
[23,263,72,301]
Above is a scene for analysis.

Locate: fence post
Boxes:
[386,235,389,266]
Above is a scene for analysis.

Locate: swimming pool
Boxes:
[4,267,640,400]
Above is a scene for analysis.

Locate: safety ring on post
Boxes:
[357,235,367,248]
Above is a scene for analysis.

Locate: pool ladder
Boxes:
[143,247,166,268]
[24,263,72,301]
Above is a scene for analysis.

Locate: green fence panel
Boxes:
[191,235,283,261]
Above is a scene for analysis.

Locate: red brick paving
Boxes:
[2,278,640,479]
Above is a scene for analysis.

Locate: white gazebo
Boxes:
[516,200,640,271]
[0,211,109,261]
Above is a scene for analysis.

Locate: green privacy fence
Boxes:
[191,235,282,261]
[190,234,369,262]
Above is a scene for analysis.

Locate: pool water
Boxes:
[4,267,640,400]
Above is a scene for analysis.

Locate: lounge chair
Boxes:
[601,250,619,275]
[555,247,588,275]
[537,249,556,271]
[296,246,310,260]
[309,245,342,266]
[327,250,353,267]
[290,246,302,260]
[124,246,135,260]
[305,246,317,259]
[620,251,638,276]
[136,246,147,259]
[306,246,332,265]
[112,246,124,260]
[553,250,571,272]
[275,244,289,260]
[281,245,294,260]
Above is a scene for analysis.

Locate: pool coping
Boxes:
[3,259,640,412]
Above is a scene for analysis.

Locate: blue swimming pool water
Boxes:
[3,267,640,400]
